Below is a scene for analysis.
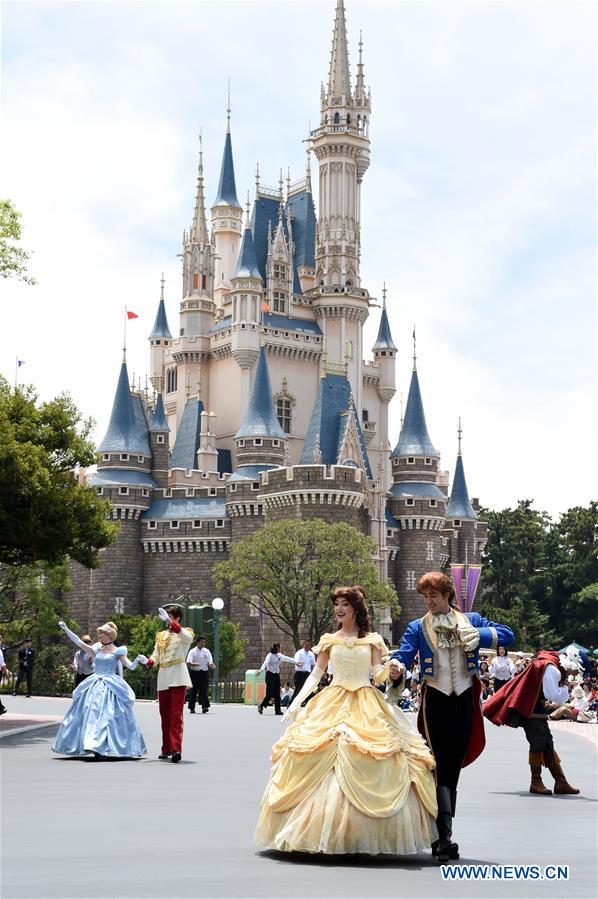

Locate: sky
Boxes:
[1,0,596,518]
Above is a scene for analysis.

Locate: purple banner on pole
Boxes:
[450,565,465,612]
[466,566,482,612]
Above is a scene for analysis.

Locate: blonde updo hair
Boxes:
[97,621,118,642]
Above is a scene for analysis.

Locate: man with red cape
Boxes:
[483,650,580,796]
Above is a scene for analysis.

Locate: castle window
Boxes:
[362,409,369,422]
[406,571,417,591]
[142,489,149,497]
[426,541,435,561]
[193,273,199,290]
[424,458,432,465]
[273,291,286,313]
[156,340,161,346]
[119,487,129,496]
[273,439,281,447]
[215,519,224,528]
[96,487,103,495]
[120,454,129,462]
[407,457,415,465]
[147,521,157,529]
[453,520,461,527]
[170,521,179,529]
[209,487,217,496]
[137,455,144,463]
[405,498,415,507]
[254,438,263,446]
[238,439,245,447]
[166,368,178,393]
[276,397,292,434]
[229,483,237,492]
[102,454,110,462]
[252,482,260,491]
[114,597,125,614]
[429,499,437,508]
[186,488,194,497]
[273,263,287,279]
[157,435,165,445]
[387,529,392,537]
[192,520,202,529]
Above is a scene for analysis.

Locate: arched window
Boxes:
[193,273,199,290]
[334,112,340,124]
[345,340,353,360]
[166,368,178,393]
[276,397,292,434]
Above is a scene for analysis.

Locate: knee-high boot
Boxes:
[544,750,580,795]
[435,786,459,863]
[529,751,551,794]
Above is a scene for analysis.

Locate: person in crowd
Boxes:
[72,636,95,686]
[291,639,316,703]
[257,643,301,716]
[144,605,194,763]
[479,660,492,700]
[0,642,10,715]
[255,586,438,856]
[489,646,515,693]
[13,638,36,697]
[387,571,514,864]
[280,682,293,708]
[186,635,215,714]
[484,648,580,795]
[53,620,147,758]
[550,682,595,723]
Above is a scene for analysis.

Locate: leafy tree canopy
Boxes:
[214,519,399,649]
[0,199,36,284]
[0,379,117,568]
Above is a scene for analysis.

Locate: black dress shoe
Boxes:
[257,706,263,715]
[202,708,209,714]
[171,752,182,763]
[158,752,172,759]
[189,709,195,714]
[275,711,283,716]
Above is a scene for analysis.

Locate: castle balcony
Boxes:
[362,420,377,444]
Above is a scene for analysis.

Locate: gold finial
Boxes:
[226,79,231,132]
[458,417,463,456]
[412,325,417,371]
[160,272,165,300]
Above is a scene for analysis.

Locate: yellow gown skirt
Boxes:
[255,684,438,855]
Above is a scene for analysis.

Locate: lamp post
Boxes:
[212,597,224,702]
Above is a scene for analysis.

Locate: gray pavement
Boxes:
[1,695,596,899]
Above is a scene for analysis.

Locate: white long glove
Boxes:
[458,624,480,651]
[58,621,90,652]
[157,607,169,622]
[122,655,148,671]
[281,665,325,724]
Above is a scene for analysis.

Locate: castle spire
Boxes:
[355,30,365,99]
[212,105,240,208]
[98,359,150,455]
[392,364,439,458]
[149,275,173,340]
[447,423,477,519]
[372,283,397,351]
[236,347,285,440]
[191,131,209,245]
[329,0,352,100]
[232,211,260,280]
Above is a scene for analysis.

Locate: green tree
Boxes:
[0,199,36,284]
[214,519,399,649]
[0,379,117,568]
[0,558,72,646]
[205,617,247,677]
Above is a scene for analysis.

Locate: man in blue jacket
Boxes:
[389,571,514,863]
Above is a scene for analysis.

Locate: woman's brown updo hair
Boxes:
[331,586,372,638]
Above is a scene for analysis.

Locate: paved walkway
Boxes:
[1,696,596,899]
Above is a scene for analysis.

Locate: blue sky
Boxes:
[1,0,596,517]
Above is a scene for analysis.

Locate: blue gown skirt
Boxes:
[52,672,147,758]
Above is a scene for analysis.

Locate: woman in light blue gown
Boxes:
[52,620,147,759]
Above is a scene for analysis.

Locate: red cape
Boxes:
[483,651,561,727]
[417,677,486,768]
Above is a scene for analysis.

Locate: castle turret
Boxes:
[230,205,263,412]
[372,283,397,458]
[211,106,243,310]
[148,276,173,393]
[266,205,294,316]
[235,346,286,468]
[148,393,170,489]
[180,136,216,337]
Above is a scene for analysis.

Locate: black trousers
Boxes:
[521,717,555,755]
[260,671,281,713]
[421,686,474,789]
[292,670,309,702]
[74,672,91,687]
[15,665,33,696]
[188,670,210,711]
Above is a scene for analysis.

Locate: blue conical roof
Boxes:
[446,455,477,519]
[98,361,150,455]
[212,130,240,208]
[170,398,204,469]
[149,394,170,432]
[149,298,172,340]
[236,348,285,439]
[392,370,439,458]
[232,226,261,280]
[373,307,397,351]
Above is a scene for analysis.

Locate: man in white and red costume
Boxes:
[146,604,194,763]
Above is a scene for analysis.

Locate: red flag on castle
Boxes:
[127,310,139,320]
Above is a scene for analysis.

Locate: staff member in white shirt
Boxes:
[292,639,316,703]
[0,644,10,716]
[186,636,215,714]
[72,635,95,686]
[258,643,302,715]
[489,645,515,693]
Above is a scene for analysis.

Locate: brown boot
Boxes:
[544,750,580,795]
[529,752,552,794]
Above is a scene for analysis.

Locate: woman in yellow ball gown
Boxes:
[255,586,438,855]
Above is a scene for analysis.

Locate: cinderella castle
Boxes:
[68,0,487,660]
